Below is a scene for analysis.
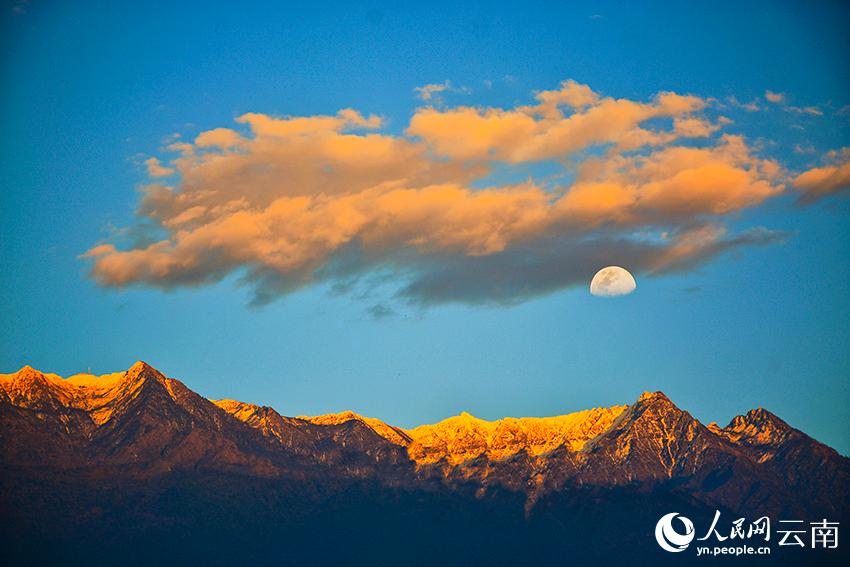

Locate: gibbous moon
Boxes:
[590,266,637,297]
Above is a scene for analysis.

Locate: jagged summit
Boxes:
[721,407,794,447]
[725,407,791,433]
[128,360,157,373]
[124,360,171,385]
[569,387,732,488]
[637,390,670,402]
[735,407,791,429]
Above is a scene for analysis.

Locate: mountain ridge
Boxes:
[3,361,847,507]
[2,361,848,565]
[1,362,844,467]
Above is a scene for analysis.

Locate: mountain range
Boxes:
[1,361,847,565]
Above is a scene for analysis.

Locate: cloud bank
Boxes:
[85,80,813,307]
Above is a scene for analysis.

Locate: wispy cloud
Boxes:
[786,105,823,116]
[727,96,761,112]
[414,80,471,103]
[764,90,823,116]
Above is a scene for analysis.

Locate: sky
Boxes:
[2,1,849,453]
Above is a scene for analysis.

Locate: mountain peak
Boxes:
[745,407,787,424]
[123,361,169,387]
[456,410,480,421]
[0,365,67,411]
[727,407,790,431]
[128,360,159,374]
[637,390,670,403]
[721,406,793,447]
[8,365,51,384]
[335,410,361,420]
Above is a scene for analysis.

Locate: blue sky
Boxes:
[2,1,848,453]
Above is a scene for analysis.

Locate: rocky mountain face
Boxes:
[1,362,848,565]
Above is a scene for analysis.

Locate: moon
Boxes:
[590,266,636,297]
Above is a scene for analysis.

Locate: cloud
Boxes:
[195,127,245,149]
[144,157,175,178]
[727,96,760,112]
[414,81,471,103]
[762,91,823,116]
[793,148,850,204]
[787,105,823,116]
[561,135,783,222]
[415,82,450,101]
[395,225,788,305]
[407,85,708,162]
[84,80,793,306]
[367,303,397,319]
[765,90,785,103]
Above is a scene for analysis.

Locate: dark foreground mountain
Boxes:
[1,362,847,565]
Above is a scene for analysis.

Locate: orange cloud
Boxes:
[560,135,783,223]
[762,91,824,116]
[195,128,245,149]
[144,157,175,178]
[793,148,850,203]
[765,90,785,103]
[407,83,708,162]
[84,80,793,306]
